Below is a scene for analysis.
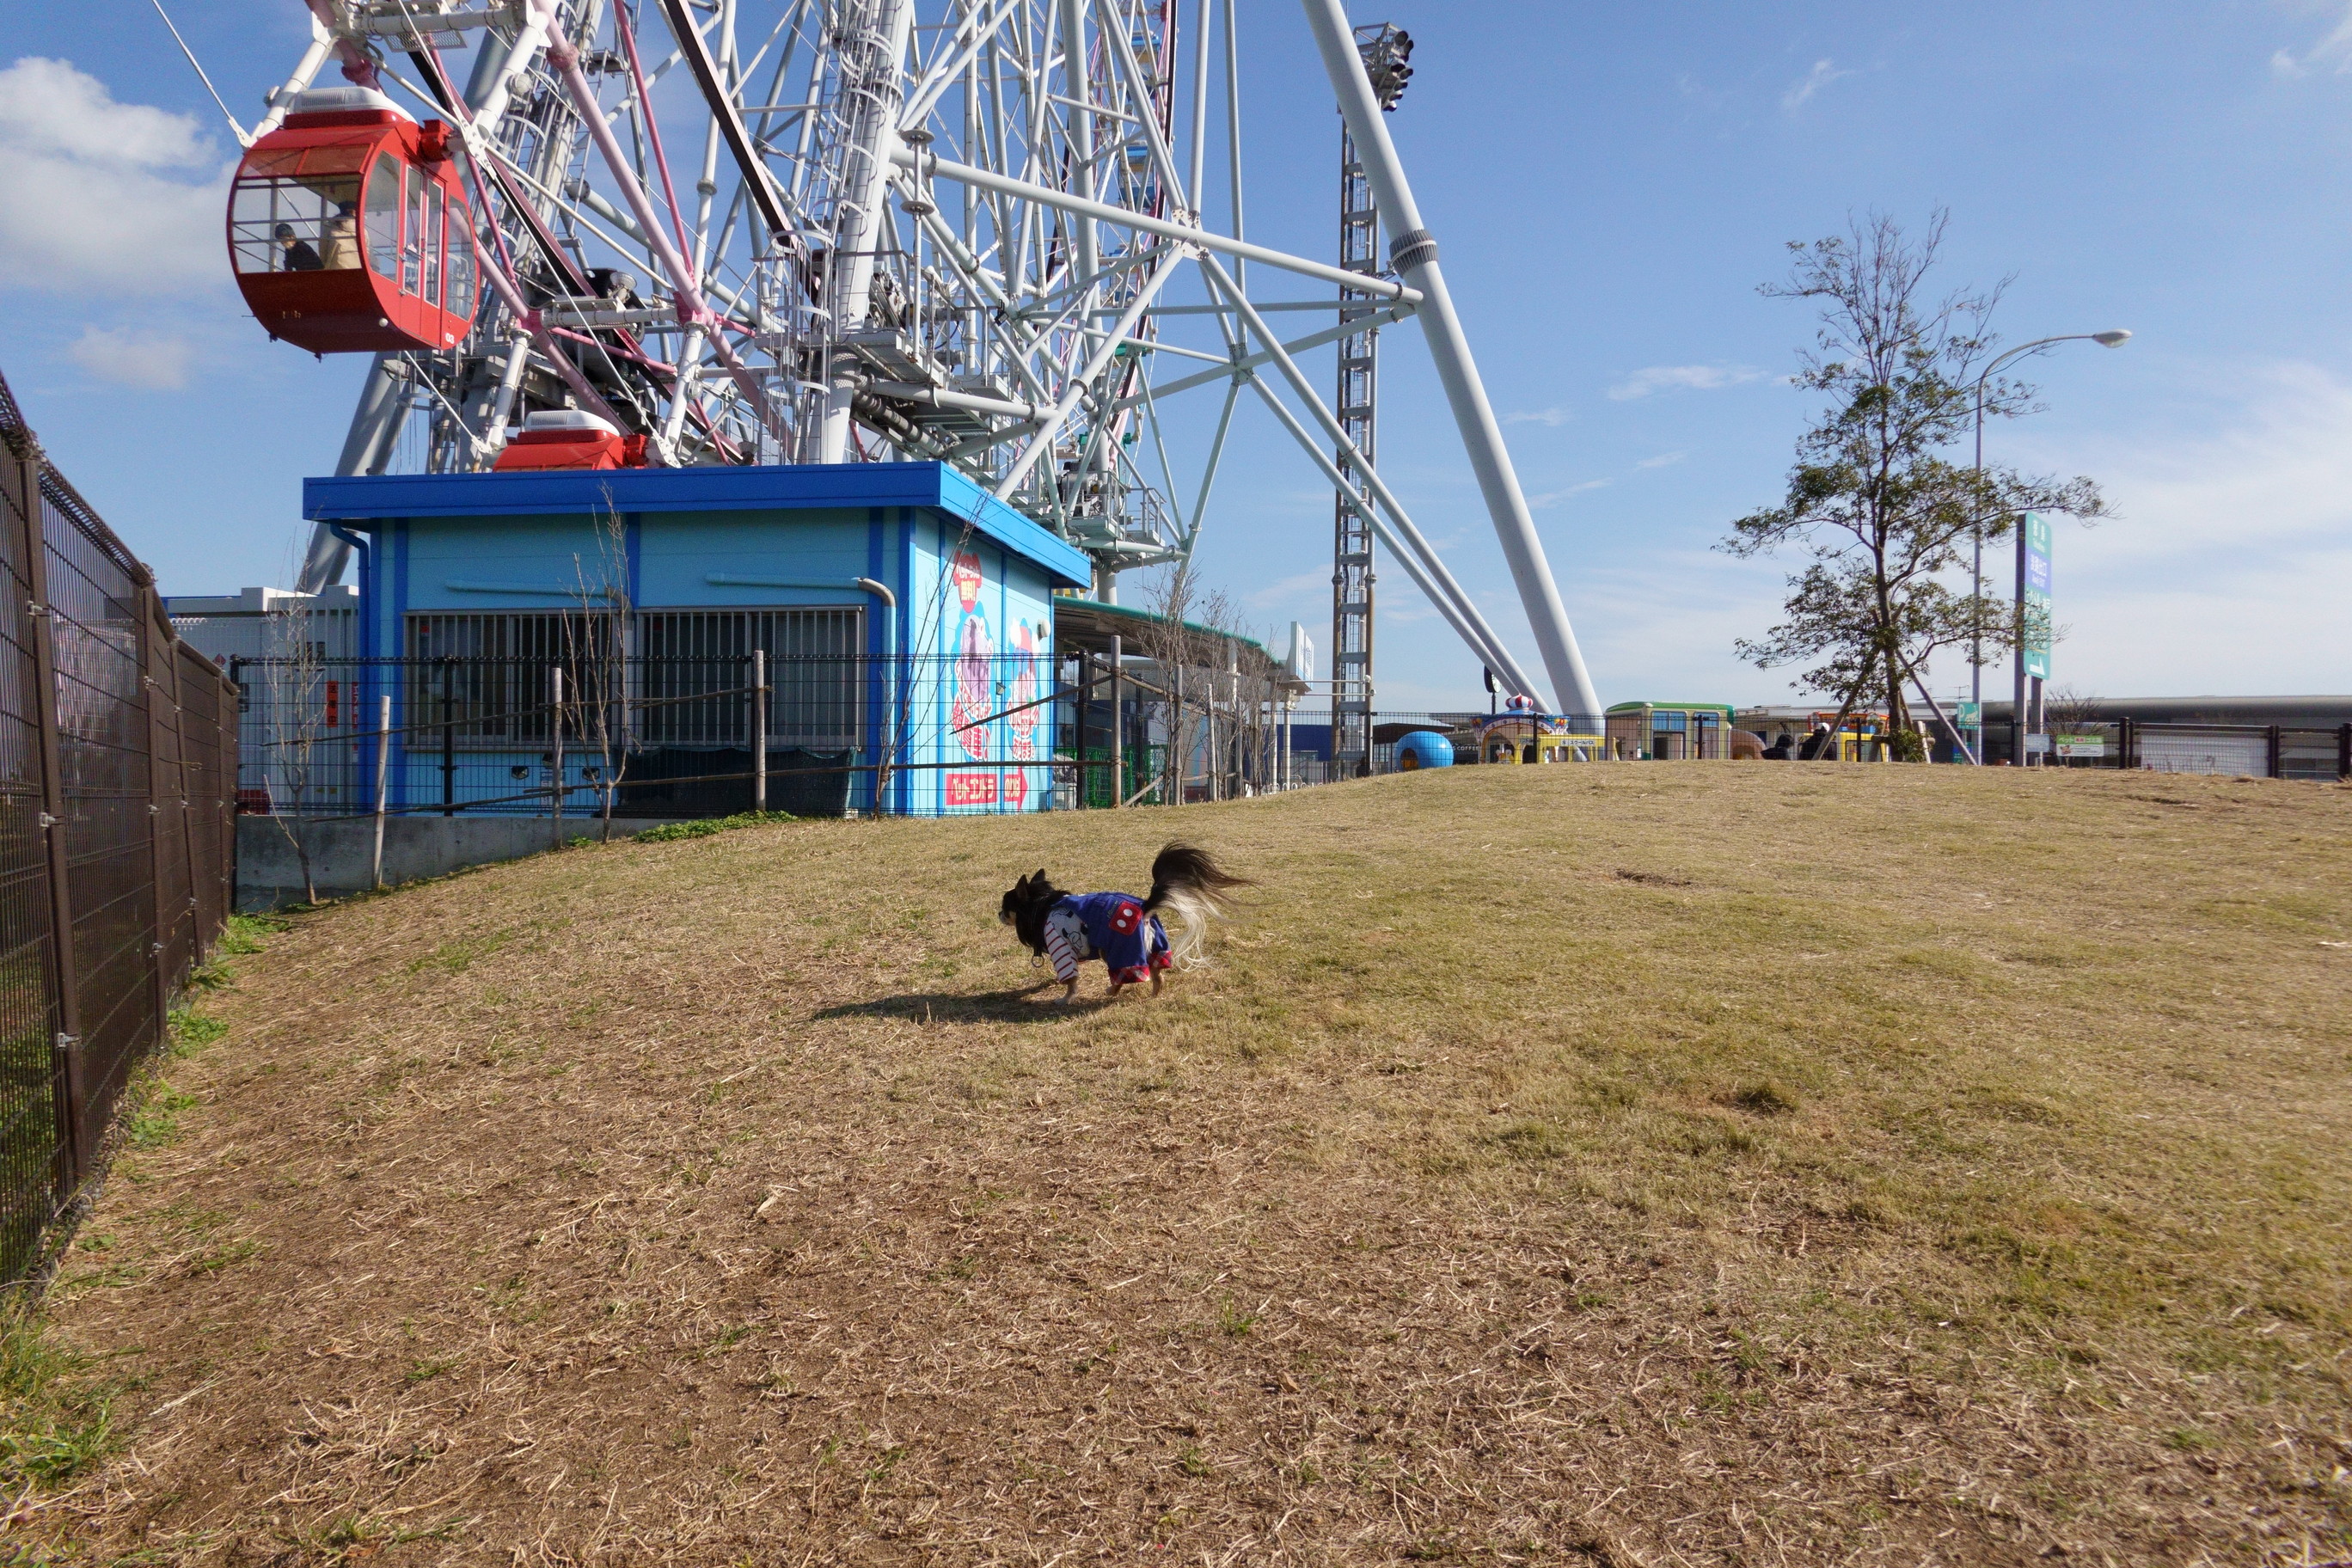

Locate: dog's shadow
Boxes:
[812,982,1118,1024]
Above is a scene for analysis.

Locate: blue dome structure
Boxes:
[1393,731,1455,771]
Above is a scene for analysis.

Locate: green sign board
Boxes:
[2021,511,2053,682]
[1955,700,1981,731]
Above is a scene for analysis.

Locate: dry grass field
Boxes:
[5,763,2349,1566]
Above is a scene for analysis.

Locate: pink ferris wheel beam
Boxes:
[540,6,788,450]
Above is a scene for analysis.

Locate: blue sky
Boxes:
[4,1,2350,709]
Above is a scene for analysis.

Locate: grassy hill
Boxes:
[10,763,2349,1565]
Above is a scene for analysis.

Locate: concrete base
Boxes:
[237,815,690,910]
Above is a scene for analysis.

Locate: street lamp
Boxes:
[1968,330,2131,765]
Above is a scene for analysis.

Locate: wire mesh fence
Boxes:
[2015,720,2352,780]
[228,655,1534,824]
[0,364,241,1287]
[231,652,1105,823]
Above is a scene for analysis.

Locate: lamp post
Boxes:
[1969,329,2130,765]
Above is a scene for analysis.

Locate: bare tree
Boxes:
[566,493,634,840]
[1191,584,1254,799]
[1724,211,2109,757]
[1135,564,1199,805]
[2045,683,2104,733]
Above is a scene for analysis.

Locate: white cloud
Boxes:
[1635,450,1687,470]
[0,58,230,296]
[68,325,193,390]
[1964,361,2352,695]
[1528,480,1608,509]
[1246,568,1332,610]
[1504,407,1575,427]
[1608,364,1763,401]
[1780,58,1853,113]
[2271,6,2352,76]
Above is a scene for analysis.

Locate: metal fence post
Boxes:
[15,441,83,1197]
[751,648,767,812]
[550,666,564,846]
[372,694,391,889]
[137,584,171,1048]
[1108,634,1123,805]
[173,646,205,963]
[439,657,456,817]
[2339,722,2350,782]
[2267,724,2282,781]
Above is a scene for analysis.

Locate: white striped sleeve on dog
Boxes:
[1043,921,1080,983]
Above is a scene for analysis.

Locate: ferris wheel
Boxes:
[226,0,1600,716]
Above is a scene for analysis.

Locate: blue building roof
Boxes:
[303,461,1092,588]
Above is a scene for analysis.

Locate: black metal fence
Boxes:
[231,652,1115,821]
[227,654,1515,823]
[0,365,241,1285]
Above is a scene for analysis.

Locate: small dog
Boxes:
[999,842,1249,1004]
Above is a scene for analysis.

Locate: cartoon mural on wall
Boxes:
[934,539,1050,813]
[1007,622,1039,763]
[952,612,995,762]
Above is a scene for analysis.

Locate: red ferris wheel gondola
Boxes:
[228,86,479,355]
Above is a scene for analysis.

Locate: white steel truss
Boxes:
[281,0,1600,715]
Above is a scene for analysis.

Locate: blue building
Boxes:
[303,462,1090,817]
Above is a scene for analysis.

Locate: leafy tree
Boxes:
[1724,211,2107,756]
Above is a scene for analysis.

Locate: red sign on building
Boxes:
[943,771,1032,809]
[943,772,997,807]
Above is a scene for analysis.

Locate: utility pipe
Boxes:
[866,379,1048,422]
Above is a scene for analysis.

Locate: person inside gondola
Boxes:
[274,222,324,273]
[321,202,360,270]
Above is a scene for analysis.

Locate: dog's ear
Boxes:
[1033,867,1048,883]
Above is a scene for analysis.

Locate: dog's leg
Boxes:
[1056,979,1078,1006]
[1149,971,1163,997]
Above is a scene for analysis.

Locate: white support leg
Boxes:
[819,0,917,462]
[1298,0,1602,720]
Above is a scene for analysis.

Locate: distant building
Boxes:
[164,584,358,665]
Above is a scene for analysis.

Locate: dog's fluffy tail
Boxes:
[1142,842,1250,967]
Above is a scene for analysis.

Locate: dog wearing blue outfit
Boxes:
[999,842,1248,1004]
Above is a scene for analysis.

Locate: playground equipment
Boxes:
[1807,711,1896,762]
[1471,711,1603,764]
[1393,730,1452,770]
